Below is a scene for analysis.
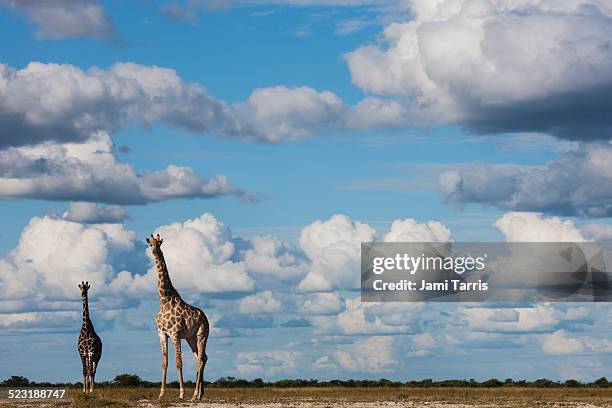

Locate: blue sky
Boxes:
[1,0,612,384]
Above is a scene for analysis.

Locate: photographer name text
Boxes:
[370,253,489,292]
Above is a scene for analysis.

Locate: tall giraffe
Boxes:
[146,234,209,400]
[77,281,102,393]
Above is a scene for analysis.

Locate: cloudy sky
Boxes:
[1,0,612,383]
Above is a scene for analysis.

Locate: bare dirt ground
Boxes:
[2,388,611,407]
[149,387,612,408]
[164,402,610,408]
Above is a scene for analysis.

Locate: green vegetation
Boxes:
[3,374,611,389]
[110,374,142,387]
[1,379,612,408]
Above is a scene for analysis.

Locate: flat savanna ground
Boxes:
[1,387,611,408]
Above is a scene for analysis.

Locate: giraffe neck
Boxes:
[153,248,180,301]
[81,293,91,328]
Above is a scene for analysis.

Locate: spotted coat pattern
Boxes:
[77,281,102,393]
[146,234,209,401]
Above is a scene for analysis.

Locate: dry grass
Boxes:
[1,387,611,407]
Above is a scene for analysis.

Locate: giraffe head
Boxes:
[78,281,90,296]
[146,233,164,255]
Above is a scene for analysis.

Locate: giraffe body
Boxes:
[77,281,102,393]
[155,297,208,340]
[147,234,209,401]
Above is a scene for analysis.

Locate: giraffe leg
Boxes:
[172,337,185,399]
[194,353,204,400]
[193,367,201,400]
[87,355,94,393]
[196,334,208,400]
[90,362,97,392]
[186,337,199,400]
[158,330,168,399]
[81,357,87,393]
[189,335,203,401]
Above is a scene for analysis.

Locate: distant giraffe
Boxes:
[146,234,209,400]
[77,281,102,393]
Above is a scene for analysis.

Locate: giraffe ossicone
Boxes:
[147,233,210,401]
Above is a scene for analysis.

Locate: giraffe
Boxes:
[146,234,209,400]
[77,281,102,393]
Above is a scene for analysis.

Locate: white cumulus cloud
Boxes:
[243,235,308,280]
[0,61,397,148]
[332,336,398,373]
[0,132,250,204]
[235,350,299,377]
[302,292,344,315]
[346,0,612,139]
[63,202,131,224]
[310,297,422,335]
[234,86,346,142]
[297,214,452,291]
[129,213,255,294]
[440,144,612,217]
[460,304,586,334]
[383,218,452,242]
[494,212,585,242]
[540,330,612,355]
[0,215,135,302]
[239,291,282,314]
[297,214,376,292]
[0,0,113,39]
